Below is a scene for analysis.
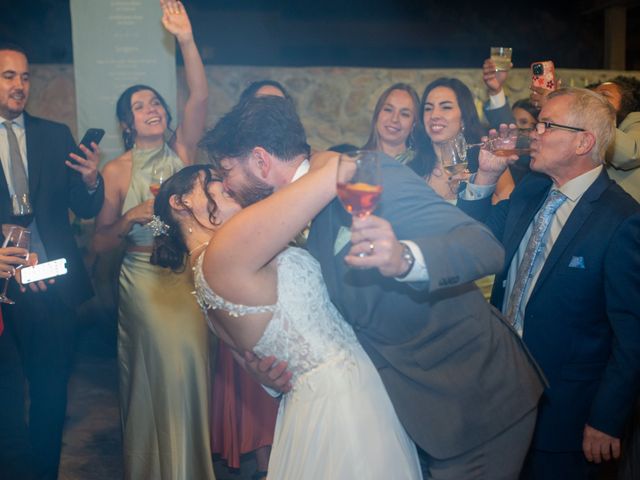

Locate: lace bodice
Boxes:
[193,247,360,382]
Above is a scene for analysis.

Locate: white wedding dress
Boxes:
[194,247,422,480]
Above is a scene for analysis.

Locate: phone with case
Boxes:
[531,61,557,92]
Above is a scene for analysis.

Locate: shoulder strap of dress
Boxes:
[194,253,277,317]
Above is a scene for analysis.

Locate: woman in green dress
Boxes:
[92,1,214,479]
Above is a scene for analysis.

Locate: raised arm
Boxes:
[161,0,208,164]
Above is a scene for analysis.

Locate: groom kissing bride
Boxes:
[201,96,545,479]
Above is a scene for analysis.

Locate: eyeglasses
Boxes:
[535,122,585,135]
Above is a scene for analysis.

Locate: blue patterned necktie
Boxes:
[505,189,567,335]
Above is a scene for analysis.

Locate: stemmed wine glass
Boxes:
[486,130,532,157]
[0,225,30,304]
[149,161,175,197]
[441,135,469,176]
[336,150,383,257]
[463,129,532,157]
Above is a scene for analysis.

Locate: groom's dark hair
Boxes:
[201,96,310,168]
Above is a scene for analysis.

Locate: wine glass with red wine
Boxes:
[336,150,383,218]
[0,225,30,304]
[336,151,383,258]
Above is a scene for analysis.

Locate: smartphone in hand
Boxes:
[75,128,105,159]
[19,258,67,284]
[531,61,557,92]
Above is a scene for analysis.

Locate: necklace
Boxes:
[188,241,209,257]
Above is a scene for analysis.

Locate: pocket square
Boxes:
[568,256,585,269]
[334,226,351,256]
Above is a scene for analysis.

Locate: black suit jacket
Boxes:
[0,113,104,308]
[307,156,545,458]
[459,170,640,451]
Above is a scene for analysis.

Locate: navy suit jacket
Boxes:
[0,113,104,308]
[459,170,640,451]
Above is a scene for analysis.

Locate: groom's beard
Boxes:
[234,166,275,207]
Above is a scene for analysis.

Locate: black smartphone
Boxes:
[76,128,105,158]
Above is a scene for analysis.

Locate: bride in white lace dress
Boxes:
[151,161,422,479]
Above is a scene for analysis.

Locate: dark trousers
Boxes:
[418,407,537,480]
[520,449,611,480]
[0,287,77,480]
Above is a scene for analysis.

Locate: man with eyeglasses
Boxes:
[458,87,640,480]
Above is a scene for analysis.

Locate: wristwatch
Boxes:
[396,242,415,279]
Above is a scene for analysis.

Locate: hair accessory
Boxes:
[148,215,170,237]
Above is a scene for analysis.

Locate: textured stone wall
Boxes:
[29,64,640,153]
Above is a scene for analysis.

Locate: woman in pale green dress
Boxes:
[92,2,214,478]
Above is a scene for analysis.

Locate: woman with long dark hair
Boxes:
[417,77,514,203]
[92,2,214,479]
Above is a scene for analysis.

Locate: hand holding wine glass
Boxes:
[475,126,523,186]
[0,225,31,304]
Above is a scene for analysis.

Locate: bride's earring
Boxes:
[188,226,193,234]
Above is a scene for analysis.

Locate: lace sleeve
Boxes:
[192,253,277,317]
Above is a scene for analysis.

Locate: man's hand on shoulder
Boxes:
[583,424,621,463]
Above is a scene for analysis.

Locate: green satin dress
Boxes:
[118,144,215,480]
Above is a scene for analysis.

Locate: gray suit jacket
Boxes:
[307,156,545,458]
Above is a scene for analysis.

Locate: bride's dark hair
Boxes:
[151,164,221,271]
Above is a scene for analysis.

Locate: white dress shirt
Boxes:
[486,90,507,111]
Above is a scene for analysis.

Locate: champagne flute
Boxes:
[0,225,30,304]
[149,162,175,197]
[336,150,383,258]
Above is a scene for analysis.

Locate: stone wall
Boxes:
[29,64,640,153]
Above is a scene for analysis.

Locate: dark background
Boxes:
[1,0,639,70]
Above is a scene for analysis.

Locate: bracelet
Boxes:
[395,242,415,279]
[87,176,101,192]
